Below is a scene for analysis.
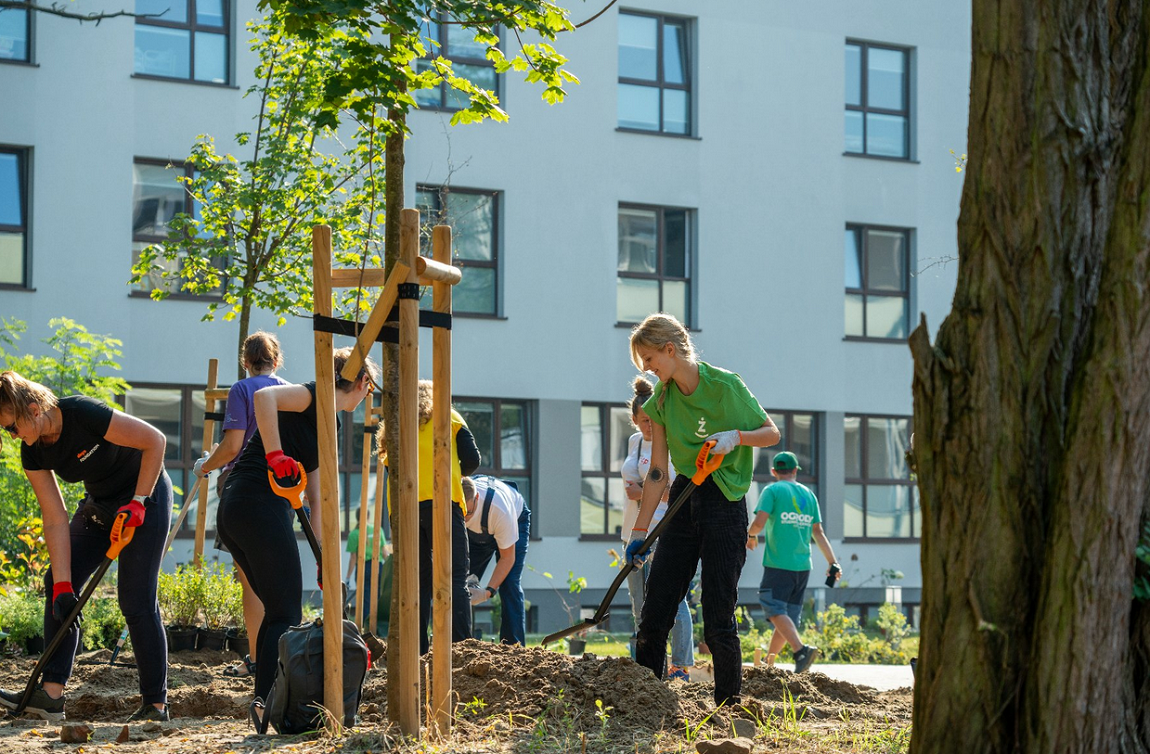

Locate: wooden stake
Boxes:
[430,224,453,736]
[355,392,376,631]
[339,261,411,385]
[193,358,219,567]
[369,454,385,636]
[312,225,344,725]
[415,255,462,285]
[397,208,421,734]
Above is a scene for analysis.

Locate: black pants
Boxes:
[44,472,173,705]
[636,476,748,706]
[418,501,471,654]
[217,483,302,702]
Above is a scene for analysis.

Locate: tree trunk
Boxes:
[383,74,406,724]
[237,290,253,382]
[910,3,1150,753]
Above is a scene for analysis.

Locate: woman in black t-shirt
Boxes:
[216,347,378,728]
[0,371,173,723]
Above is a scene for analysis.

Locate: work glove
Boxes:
[52,581,80,627]
[266,450,301,485]
[468,583,488,606]
[625,534,648,567]
[192,451,210,479]
[317,564,324,591]
[705,430,741,456]
[117,496,147,528]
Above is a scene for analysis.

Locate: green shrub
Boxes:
[0,589,43,645]
[200,563,242,630]
[739,603,917,665]
[82,595,126,651]
[158,565,203,627]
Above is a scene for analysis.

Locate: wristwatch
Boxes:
[485,586,496,598]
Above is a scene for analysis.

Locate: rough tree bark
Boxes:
[383,70,406,724]
[909,2,1150,753]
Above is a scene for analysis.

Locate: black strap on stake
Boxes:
[312,309,452,342]
[204,411,225,422]
[397,282,420,299]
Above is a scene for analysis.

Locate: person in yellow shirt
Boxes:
[376,380,480,653]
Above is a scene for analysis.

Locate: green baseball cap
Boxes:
[773,451,801,472]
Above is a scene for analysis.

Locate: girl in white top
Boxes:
[620,376,693,677]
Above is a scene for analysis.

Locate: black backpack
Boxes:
[262,618,369,734]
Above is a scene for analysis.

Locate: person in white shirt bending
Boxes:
[462,474,530,646]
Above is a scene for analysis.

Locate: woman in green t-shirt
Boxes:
[624,313,779,708]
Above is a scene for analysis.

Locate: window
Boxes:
[131,159,221,297]
[617,205,692,325]
[617,11,691,135]
[845,41,910,158]
[749,410,820,515]
[134,0,229,84]
[123,384,219,536]
[415,186,498,316]
[0,147,29,287]
[414,10,498,111]
[579,403,635,538]
[455,397,533,523]
[845,225,910,340]
[843,415,917,539]
[0,8,30,63]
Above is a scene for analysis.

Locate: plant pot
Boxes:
[567,637,586,655]
[24,635,44,655]
[226,628,249,657]
[166,625,198,652]
[198,627,228,651]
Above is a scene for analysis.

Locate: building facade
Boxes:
[0,0,970,634]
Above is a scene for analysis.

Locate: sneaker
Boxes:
[0,684,66,722]
[667,665,690,682]
[792,645,820,674]
[127,704,169,722]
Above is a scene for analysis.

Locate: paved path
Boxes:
[805,663,913,691]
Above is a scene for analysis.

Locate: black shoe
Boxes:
[0,685,66,722]
[249,698,266,733]
[910,657,917,679]
[127,704,169,722]
[793,645,819,673]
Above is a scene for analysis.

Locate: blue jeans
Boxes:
[45,472,172,705]
[467,506,530,645]
[627,548,694,667]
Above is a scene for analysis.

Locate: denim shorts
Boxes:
[758,567,809,625]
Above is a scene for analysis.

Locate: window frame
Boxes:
[415,184,500,318]
[579,402,633,541]
[133,0,231,86]
[131,157,225,301]
[750,409,821,522]
[0,145,31,290]
[616,203,693,327]
[616,9,693,137]
[844,40,912,160]
[843,413,917,542]
[0,7,32,65]
[414,10,500,112]
[844,223,911,342]
[455,396,535,535]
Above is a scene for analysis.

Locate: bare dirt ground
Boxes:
[0,641,912,753]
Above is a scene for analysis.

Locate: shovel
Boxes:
[542,441,724,646]
[161,476,203,554]
[9,511,135,716]
[267,469,351,615]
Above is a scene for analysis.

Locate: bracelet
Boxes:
[632,528,648,533]
[132,494,147,505]
[486,585,496,598]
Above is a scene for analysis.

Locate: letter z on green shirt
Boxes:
[755,480,822,571]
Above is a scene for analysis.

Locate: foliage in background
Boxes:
[0,517,50,595]
[200,562,244,629]
[0,318,129,556]
[82,593,128,652]
[158,565,205,627]
[129,15,390,375]
[0,589,43,646]
[738,603,916,665]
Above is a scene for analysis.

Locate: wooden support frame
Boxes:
[193,358,219,566]
[311,215,460,738]
[354,392,378,631]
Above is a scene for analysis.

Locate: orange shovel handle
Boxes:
[691,440,723,485]
[268,467,308,510]
[106,512,135,560]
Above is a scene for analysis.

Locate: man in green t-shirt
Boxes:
[747,451,840,673]
[345,514,391,624]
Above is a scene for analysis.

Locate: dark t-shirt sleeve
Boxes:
[456,426,481,476]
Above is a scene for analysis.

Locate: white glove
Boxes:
[465,573,480,590]
[192,451,210,479]
[468,584,488,606]
[706,430,741,456]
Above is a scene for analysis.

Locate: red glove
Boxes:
[266,450,300,483]
[117,497,147,528]
[317,564,323,591]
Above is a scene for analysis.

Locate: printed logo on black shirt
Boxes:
[77,444,100,462]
